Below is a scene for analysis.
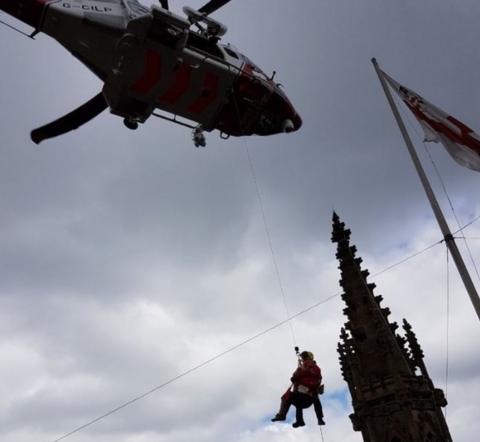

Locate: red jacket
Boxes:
[291,360,321,395]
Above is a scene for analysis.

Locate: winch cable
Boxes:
[49,239,443,442]
[230,90,297,346]
[243,140,297,346]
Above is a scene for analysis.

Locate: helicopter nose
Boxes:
[292,112,302,131]
[273,87,302,134]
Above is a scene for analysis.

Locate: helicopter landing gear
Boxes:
[123,117,138,130]
[192,125,206,147]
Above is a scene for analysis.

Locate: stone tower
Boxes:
[333,213,452,442]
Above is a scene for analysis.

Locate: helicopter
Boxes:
[0,0,302,146]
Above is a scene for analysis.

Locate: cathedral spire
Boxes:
[333,213,452,442]
[332,212,411,377]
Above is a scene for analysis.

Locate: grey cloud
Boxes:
[1,0,480,441]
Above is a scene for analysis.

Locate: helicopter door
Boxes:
[149,45,238,130]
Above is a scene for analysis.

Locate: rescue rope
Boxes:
[229,90,297,346]
[49,239,442,442]
[243,140,297,346]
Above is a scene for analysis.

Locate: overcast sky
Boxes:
[1,1,480,441]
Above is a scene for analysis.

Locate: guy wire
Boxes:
[395,94,480,286]
[445,246,450,418]
[50,236,442,442]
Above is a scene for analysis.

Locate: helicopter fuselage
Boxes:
[0,0,302,139]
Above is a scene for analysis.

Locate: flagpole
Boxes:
[372,58,480,322]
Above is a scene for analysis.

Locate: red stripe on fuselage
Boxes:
[160,63,192,105]
[133,51,162,95]
[187,72,219,114]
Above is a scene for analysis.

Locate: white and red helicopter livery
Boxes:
[0,0,302,146]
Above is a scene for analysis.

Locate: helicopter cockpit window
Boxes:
[242,55,269,81]
[186,32,224,60]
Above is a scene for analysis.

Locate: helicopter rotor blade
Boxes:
[159,0,169,9]
[31,92,108,144]
[198,0,231,16]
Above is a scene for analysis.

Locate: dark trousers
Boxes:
[313,394,324,420]
[281,390,314,424]
[281,389,324,423]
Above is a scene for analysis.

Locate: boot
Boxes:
[313,396,325,425]
[271,399,290,422]
[292,407,305,428]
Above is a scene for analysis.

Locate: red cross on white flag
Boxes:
[382,71,480,172]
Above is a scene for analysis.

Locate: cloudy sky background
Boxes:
[1,0,480,441]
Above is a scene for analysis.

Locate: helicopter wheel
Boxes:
[123,118,138,130]
[192,125,206,147]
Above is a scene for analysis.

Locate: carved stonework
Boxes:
[333,213,452,442]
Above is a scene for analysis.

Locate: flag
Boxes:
[382,71,480,172]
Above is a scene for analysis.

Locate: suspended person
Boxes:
[271,350,325,427]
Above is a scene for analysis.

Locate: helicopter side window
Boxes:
[186,32,224,60]
[224,47,238,59]
[125,0,149,15]
[148,21,187,49]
